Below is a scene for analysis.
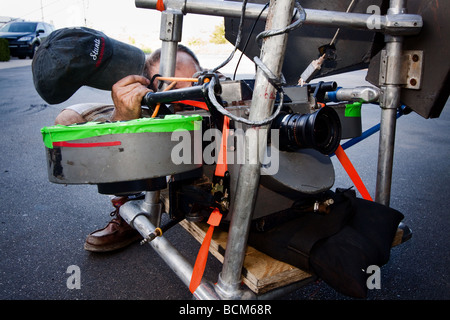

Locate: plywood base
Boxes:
[179,220,313,295]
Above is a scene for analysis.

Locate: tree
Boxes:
[0,39,10,62]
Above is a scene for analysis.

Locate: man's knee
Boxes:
[55,109,85,125]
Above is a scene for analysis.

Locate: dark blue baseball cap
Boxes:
[32,27,146,104]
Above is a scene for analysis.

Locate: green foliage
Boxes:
[140,46,153,54]
[187,37,206,47]
[0,38,10,62]
[209,24,227,44]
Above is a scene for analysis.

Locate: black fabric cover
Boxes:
[248,189,404,298]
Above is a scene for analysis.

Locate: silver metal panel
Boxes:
[367,0,450,119]
[224,0,387,84]
[45,131,201,184]
[260,148,335,197]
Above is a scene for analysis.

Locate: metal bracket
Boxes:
[379,50,423,90]
[160,9,184,42]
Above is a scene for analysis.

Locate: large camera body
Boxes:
[165,79,360,222]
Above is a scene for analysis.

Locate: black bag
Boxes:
[248,189,404,298]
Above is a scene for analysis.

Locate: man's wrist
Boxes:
[110,108,141,121]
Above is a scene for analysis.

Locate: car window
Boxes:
[44,23,55,34]
[0,24,10,32]
[1,22,38,33]
[37,23,45,34]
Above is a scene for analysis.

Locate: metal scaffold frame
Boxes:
[118,0,422,299]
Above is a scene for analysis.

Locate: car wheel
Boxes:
[29,44,39,59]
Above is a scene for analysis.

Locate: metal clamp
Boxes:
[379,50,423,90]
[140,227,163,245]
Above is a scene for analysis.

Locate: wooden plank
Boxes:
[392,228,404,247]
[179,220,312,294]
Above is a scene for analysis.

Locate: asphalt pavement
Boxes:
[0,56,448,305]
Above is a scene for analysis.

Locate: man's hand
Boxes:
[111,75,151,121]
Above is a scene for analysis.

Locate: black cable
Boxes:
[211,0,248,73]
[207,76,285,126]
[255,2,306,46]
[210,1,306,126]
[232,2,269,80]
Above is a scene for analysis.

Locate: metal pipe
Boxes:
[215,0,296,299]
[142,83,207,105]
[141,190,162,227]
[375,0,405,206]
[131,0,418,299]
[326,86,381,103]
[159,40,178,80]
[135,0,422,35]
[119,200,222,299]
[158,9,184,86]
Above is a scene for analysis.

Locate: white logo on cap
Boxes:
[90,38,101,61]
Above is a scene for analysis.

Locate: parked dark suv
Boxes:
[0,21,55,59]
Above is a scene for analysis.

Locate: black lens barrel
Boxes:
[271,106,342,155]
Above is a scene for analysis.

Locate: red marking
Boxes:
[173,100,209,110]
[156,0,165,11]
[53,141,121,148]
[95,37,106,68]
[264,89,276,100]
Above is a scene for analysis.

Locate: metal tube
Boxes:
[326,86,381,103]
[141,190,162,227]
[215,0,296,299]
[375,0,405,206]
[142,84,206,105]
[135,0,422,35]
[159,41,178,82]
[136,0,266,19]
[158,9,184,84]
[119,200,222,299]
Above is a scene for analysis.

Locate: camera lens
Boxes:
[272,106,341,155]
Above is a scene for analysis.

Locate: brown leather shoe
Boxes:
[84,197,141,252]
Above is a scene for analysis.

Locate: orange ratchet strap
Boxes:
[189,115,230,293]
[317,103,372,201]
[215,116,230,177]
[334,145,373,201]
[156,0,165,11]
[189,208,222,293]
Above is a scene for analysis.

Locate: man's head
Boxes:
[144,44,203,91]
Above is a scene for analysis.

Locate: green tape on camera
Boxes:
[41,114,203,149]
